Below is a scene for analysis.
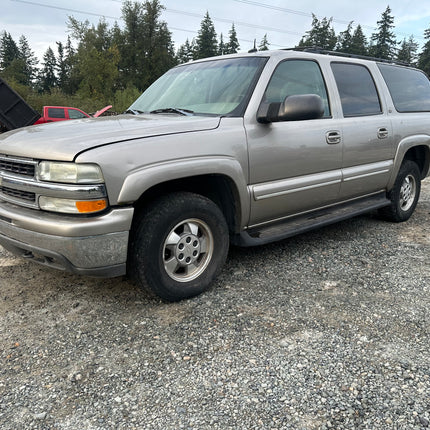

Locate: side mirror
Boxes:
[257,94,324,124]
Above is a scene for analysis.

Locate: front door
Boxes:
[246,59,343,226]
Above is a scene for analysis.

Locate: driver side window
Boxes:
[264,60,331,117]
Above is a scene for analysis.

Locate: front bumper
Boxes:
[0,201,134,277]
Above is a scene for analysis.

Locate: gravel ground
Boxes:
[1,180,430,430]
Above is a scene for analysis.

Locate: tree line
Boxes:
[1,1,430,113]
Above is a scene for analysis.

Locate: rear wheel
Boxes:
[380,160,421,222]
[129,192,229,301]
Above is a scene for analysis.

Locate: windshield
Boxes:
[129,57,267,116]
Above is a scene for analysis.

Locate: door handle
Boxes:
[326,131,341,144]
[377,127,389,139]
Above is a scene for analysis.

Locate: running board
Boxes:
[233,193,390,247]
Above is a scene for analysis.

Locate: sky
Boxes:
[1,0,430,61]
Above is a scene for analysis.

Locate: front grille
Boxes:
[0,186,36,202]
[0,157,35,177]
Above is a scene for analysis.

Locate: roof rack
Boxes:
[284,46,411,67]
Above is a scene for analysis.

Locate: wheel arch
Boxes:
[130,174,245,237]
[118,157,250,235]
[388,137,430,189]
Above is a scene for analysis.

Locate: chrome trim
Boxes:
[252,170,342,201]
[0,154,38,167]
[0,173,107,199]
[342,160,393,182]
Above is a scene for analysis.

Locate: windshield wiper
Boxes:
[124,108,144,115]
[150,107,194,116]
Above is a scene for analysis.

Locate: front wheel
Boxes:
[129,192,229,301]
[380,160,421,222]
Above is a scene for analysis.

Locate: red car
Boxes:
[34,105,112,124]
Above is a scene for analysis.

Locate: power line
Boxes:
[232,0,424,40]
[108,0,301,37]
[232,0,376,29]
[9,0,282,48]
[10,0,119,20]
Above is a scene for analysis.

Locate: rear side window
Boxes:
[378,64,430,112]
[264,59,331,117]
[331,62,381,117]
[48,108,65,119]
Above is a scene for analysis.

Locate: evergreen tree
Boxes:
[121,0,176,90]
[258,34,270,51]
[0,32,37,86]
[38,46,57,92]
[298,15,337,50]
[177,38,194,63]
[140,0,176,88]
[194,12,218,59]
[370,6,396,59]
[397,36,418,65]
[418,26,430,76]
[336,22,354,52]
[349,25,368,56]
[63,35,78,94]
[226,24,240,54]
[0,31,19,71]
[18,35,38,86]
[56,41,68,91]
[218,33,226,55]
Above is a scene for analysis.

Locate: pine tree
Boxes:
[298,15,337,50]
[218,33,226,55]
[63,35,78,94]
[336,22,354,52]
[418,26,430,76]
[0,31,20,71]
[370,6,397,59]
[140,0,176,88]
[349,25,368,56]
[226,24,240,54]
[397,36,418,65]
[177,38,194,63]
[56,41,68,90]
[258,34,270,51]
[18,35,38,86]
[194,12,218,59]
[120,0,176,90]
[38,46,57,92]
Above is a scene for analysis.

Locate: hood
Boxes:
[93,105,112,117]
[0,114,221,161]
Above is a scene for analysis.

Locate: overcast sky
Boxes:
[1,0,430,61]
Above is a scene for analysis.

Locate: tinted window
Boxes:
[331,63,381,117]
[68,109,87,119]
[264,60,330,117]
[378,64,430,112]
[48,108,65,119]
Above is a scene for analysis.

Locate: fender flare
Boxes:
[387,134,430,189]
[117,156,250,228]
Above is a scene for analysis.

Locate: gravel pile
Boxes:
[1,180,429,429]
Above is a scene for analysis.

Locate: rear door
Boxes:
[331,62,394,199]
[46,107,67,122]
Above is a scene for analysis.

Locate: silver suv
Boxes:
[1,49,429,301]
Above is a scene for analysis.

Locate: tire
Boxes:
[380,160,421,222]
[128,192,229,301]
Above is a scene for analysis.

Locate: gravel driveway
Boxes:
[1,180,429,429]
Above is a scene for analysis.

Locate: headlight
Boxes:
[37,162,104,184]
[39,196,107,214]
